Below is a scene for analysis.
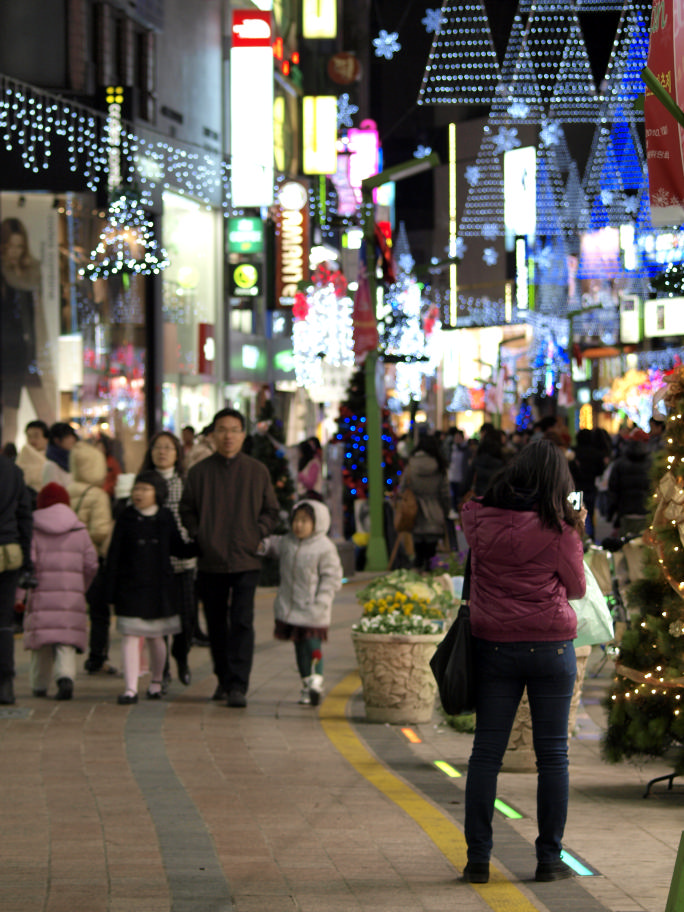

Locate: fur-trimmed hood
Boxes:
[69,441,107,486]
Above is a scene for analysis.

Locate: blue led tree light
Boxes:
[601,3,650,115]
[418,0,500,106]
[547,17,600,124]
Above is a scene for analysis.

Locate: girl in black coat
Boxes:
[105,471,195,704]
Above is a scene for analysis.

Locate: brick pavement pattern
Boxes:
[1,574,682,912]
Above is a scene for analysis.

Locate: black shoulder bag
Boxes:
[429,551,476,715]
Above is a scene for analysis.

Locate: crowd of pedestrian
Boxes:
[0,409,343,711]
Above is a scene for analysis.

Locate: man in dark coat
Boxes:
[0,454,33,704]
[179,408,280,708]
[608,429,652,536]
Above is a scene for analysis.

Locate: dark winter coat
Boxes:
[179,451,280,574]
[461,499,585,643]
[0,454,32,569]
[571,443,607,495]
[608,441,652,520]
[105,505,196,620]
[23,503,98,651]
[401,452,450,539]
[464,451,505,497]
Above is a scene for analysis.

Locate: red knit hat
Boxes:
[37,483,71,509]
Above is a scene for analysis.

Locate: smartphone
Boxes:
[568,491,583,511]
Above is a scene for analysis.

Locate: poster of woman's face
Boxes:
[0,193,59,445]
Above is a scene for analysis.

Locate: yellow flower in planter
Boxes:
[353,569,456,634]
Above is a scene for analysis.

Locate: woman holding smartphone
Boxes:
[460,438,586,884]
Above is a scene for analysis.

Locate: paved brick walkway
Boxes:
[1,574,682,912]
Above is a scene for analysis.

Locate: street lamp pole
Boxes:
[359,153,440,572]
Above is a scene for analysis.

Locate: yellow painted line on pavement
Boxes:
[319,672,544,912]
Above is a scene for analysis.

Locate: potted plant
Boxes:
[351,571,456,724]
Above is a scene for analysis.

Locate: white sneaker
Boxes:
[297,681,311,705]
[307,673,324,706]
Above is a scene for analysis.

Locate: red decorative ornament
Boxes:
[293,292,309,321]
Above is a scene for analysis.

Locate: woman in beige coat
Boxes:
[66,441,114,673]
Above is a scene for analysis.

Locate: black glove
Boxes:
[18,567,38,589]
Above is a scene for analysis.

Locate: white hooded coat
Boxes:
[272,500,343,629]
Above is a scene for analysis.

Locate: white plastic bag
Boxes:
[571,559,615,647]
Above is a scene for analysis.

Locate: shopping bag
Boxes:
[429,552,475,715]
[393,486,418,532]
[571,559,615,647]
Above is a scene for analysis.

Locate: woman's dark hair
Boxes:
[139,430,184,477]
[292,501,316,527]
[575,428,593,447]
[48,421,78,445]
[298,440,315,472]
[477,431,504,460]
[307,436,322,453]
[482,438,582,533]
[412,435,447,473]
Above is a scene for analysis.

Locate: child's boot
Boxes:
[298,678,311,704]
[307,673,324,706]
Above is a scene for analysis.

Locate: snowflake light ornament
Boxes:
[397,252,415,274]
[421,8,444,34]
[483,247,498,266]
[337,93,358,129]
[540,121,562,147]
[465,165,481,187]
[373,30,401,59]
[491,127,521,155]
[507,101,530,120]
[413,145,432,159]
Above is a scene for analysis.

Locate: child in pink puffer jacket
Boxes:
[23,483,98,700]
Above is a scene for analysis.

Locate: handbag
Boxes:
[394,485,418,533]
[571,558,615,647]
[429,551,476,715]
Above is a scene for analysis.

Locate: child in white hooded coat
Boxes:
[271,500,343,705]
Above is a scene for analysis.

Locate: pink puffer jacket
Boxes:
[23,503,99,651]
[461,500,585,643]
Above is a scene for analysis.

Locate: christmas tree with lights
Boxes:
[335,367,403,520]
[603,368,684,776]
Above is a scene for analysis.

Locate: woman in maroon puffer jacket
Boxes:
[459,438,586,886]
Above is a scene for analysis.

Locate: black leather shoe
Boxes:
[176,660,191,686]
[210,684,226,701]
[0,678,15,705]
[535,861,574,882]
[227,688,247,708]
[146,688,163,700]
[461,862,489,883]
[117,692,138,705]
[56,678,73,701]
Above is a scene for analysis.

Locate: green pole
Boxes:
[362,193,388,572]
[665,831,684,912]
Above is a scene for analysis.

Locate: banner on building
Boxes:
[352,258,378,364]
[645,0,684,226]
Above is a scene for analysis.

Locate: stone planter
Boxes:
[501,644,593,772]
[351,631,442,724]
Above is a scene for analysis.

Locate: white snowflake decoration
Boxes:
[600,189,615,206]
[483,247,498,266]
[373,30,401,59]
[653,188,671,207]
[446,238,466,259]
[508,101,530,120]
[624,195,640,215]
[492,127,521,155]
[398,252,415,274]
[421,8,444,34]
[337,93,358,129]
[540,121,562,147]
[465,165,481,187]
[414,145,432,159]
[537,245,553,271]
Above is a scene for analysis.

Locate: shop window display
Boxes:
[0,191,147,472]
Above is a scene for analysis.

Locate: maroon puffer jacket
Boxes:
[461,500,585,642]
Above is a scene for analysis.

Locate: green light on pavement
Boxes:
[433,761,461,778]
[560,850,594,876]
[493,798,523,819]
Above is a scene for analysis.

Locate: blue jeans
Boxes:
[465,638,577,865]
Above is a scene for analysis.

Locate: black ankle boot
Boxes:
[0,677,15,705]
[462,862,489,883]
